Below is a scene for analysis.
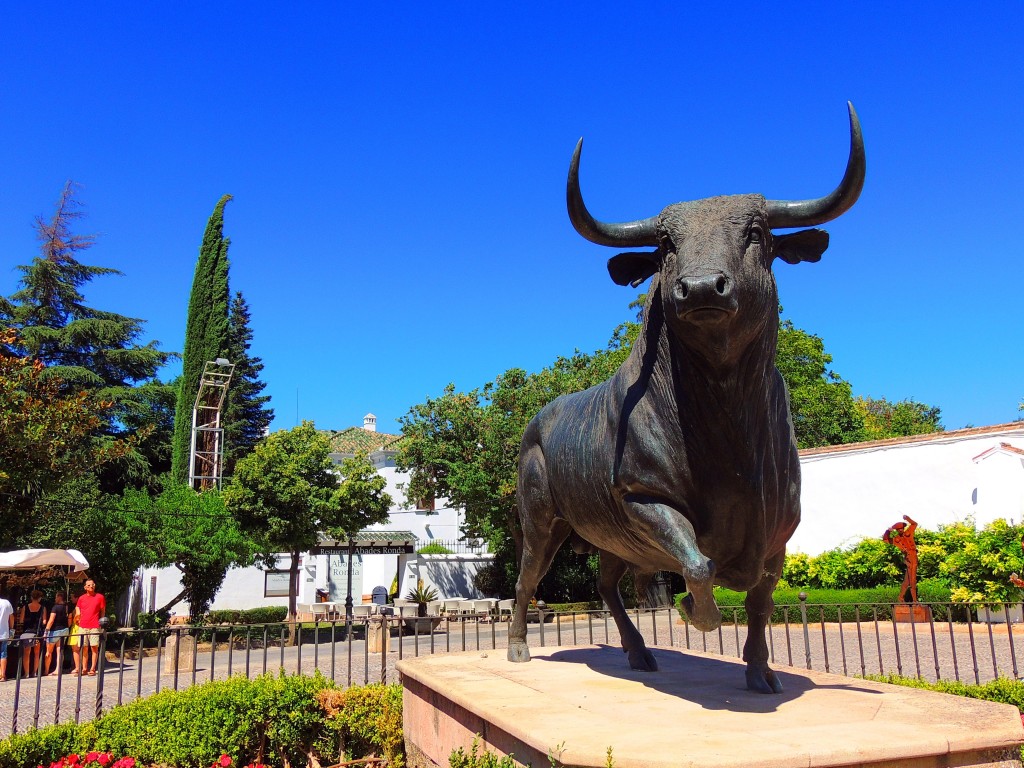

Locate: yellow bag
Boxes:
[67,618,80,648]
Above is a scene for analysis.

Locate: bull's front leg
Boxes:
[742,549,785,694]
[624,495,721,632]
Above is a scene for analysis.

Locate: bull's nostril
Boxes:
[715,276,727,295]
[680,282,689,298]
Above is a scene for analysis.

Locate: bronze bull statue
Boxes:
[508,103,865,693]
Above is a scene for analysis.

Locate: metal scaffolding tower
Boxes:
[189,358,235,491]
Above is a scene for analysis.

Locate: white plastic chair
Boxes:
[497,598,514,621]
[351,604,375,619]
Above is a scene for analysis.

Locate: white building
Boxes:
[143,415,1024,614]
[792,421,1024,555]
[141,414,492,616]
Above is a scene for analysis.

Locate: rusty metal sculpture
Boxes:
[507,104,865,694]
[883,515,919,603]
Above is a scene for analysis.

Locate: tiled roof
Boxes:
[317,530,416,545]
[972,441,1024,462]
[324,426,403,454]
[799,421,1024,458]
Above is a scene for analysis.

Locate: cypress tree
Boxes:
[171,195,233,483]
[223,291,274,477]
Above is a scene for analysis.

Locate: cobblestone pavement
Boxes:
[2,609,1022,737]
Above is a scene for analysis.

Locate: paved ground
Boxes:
[2,610,1022,737]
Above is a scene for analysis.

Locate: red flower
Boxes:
[112,759,136,768]
[67,756,81,766]
[85,754,100,764]
[218,756,233,768]
[97,755,112,767]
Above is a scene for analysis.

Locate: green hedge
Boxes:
[676,581,956,624]
[0,674,403,768]
[205,606,289,625]
[546,601,603,613]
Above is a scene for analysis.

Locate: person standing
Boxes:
[43,591,70,675]
[19,590,48,676]
[74,580,106,676]
[0,590,13,681]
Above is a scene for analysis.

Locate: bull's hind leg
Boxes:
[508,443,571,664]
[598,551,657,671]
[743,550,785,694]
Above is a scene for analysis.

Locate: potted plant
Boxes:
[403,580,442,634]
[405,580,439,618]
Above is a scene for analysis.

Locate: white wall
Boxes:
[400,553,495,600]
[791,425,1024,556]
[141,554,314,616]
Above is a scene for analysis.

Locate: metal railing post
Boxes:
[799,592,811,670]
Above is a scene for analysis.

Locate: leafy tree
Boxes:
[171,194,233,484]
[25,476,154,606]
[223,291,274,478]
[1,182,175,488]
[776,318,865,448]
[855,397,943,440]
[0,331,131,546]
[224,422,392,621]
[120,484,251,621]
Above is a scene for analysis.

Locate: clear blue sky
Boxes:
[2,3,1021,434]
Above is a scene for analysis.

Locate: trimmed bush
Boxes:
[0,674,403,768]
[546,601,603,614]
[318,683,404,768]
[676,581,954,624]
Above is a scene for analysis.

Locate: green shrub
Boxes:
[866,673,1024,711]
[320,683,405,767]
[241,606,288,624]
[676,582,954,624]
[207,609,244,624]
[417,543,454,555]
[0,674,402,768]
[449,737,519,768]
[0,722,78,768]
[546,601,603,613]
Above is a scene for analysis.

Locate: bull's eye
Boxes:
[747,227,763,245]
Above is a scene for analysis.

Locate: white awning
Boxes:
[0,548,90,572]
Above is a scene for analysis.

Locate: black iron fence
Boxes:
[3,597,1023,737]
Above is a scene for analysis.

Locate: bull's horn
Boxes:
[766,102,866,228]
[567,138,659,247]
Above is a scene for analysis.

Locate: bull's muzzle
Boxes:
[674,272,737,319]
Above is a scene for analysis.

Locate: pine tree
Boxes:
[223,291,274,477]
[1,181,174,457]
[171,195,233,484]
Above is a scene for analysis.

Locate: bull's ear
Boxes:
[607,250,660,287]
[774,228,829,265]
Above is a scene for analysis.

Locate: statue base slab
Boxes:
[894,603,934,623]
[397,645,1024,768]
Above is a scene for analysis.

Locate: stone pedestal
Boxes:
[397,645,1024,768]
[162,631,196,674]
[368,617,390,654]
[894,603,934,623]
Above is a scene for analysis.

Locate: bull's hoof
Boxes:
[745,663,783,694]
[681,593,722,632]
[507,642,531,663]
[625,646,658,672]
